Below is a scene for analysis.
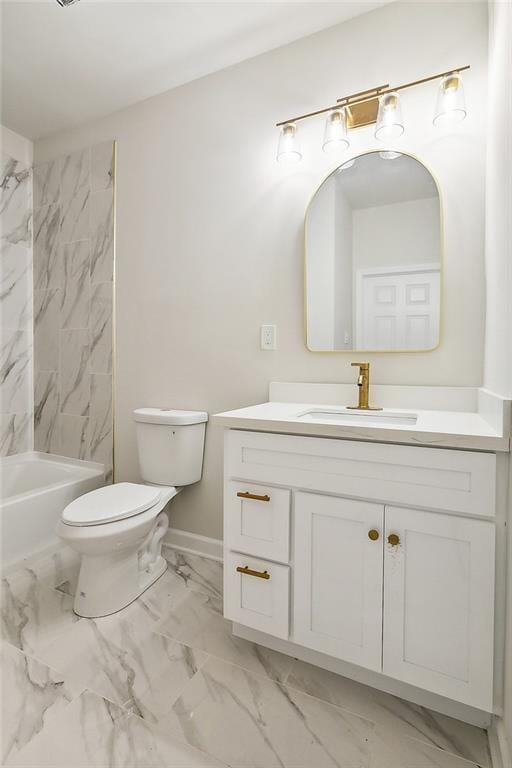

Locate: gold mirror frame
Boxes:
[304,149,444,354]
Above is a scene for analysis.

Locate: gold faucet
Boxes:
[347,362,382,411]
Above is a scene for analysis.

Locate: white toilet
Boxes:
[57,407,208,618]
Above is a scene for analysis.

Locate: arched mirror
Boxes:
[305,151,441,352]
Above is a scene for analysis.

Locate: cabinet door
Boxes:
[383,506,495,710]
[293,492,384,670]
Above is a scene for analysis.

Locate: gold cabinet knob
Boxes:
[368,529,380,541]
[387,533,400,546]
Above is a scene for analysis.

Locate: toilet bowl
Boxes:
[58,408,208,618]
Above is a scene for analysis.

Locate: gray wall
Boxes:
[33,143,114,479]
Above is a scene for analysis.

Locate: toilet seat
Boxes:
[62,482,161,527]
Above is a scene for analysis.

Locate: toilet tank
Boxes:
[133,408,208,486]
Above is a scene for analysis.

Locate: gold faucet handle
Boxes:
[351,362,369,369]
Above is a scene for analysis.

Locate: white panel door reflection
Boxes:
[357,265,440,350]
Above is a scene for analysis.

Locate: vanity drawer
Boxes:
[224,551,290,639]
[225,481,290,562]
[225,430,496,516]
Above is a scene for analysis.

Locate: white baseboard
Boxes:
[489,717,512,768]
[163,527,223,562]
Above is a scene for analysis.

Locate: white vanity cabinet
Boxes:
[222,429,497,712]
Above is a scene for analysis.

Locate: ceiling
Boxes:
[1,1,390,141]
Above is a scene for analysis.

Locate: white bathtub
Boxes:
[1,452,105,567]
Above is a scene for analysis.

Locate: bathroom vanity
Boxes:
[214,147,511,725]
[215,383,510,721]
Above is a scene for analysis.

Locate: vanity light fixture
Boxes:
[375,92,404,140]
[433,72,467,127]
[322,108,349,154]
[275,66,469,162]
[276,122,302,164]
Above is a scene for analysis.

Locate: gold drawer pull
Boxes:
[368,529,380,541]
[388,533,400,546]
[236,566,270,580]
[237,491,270,502]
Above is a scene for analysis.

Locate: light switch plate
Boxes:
[260,324,277,350]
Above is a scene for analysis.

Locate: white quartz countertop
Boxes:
[214,385,511,452]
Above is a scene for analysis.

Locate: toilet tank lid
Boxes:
[133,408,208,426]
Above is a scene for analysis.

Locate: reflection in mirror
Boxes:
[305,151,441,352]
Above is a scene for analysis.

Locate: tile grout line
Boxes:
[119,645,213,715]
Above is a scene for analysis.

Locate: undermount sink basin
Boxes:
[297,409,418,427]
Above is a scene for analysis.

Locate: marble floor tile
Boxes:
[369,725,484,768]
[155,587,294,683]
[286,660,490,767]
[1,642,79,764]
[33,617,144,706]
[119,635,208,722]
[7,689,226,768]
[163,548,223,598]
[1,571,79,654]
[22,544,81,596]
[166,655,376,768]
[34,598,203,714]
[2,547,489,768]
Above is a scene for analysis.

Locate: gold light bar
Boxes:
[276,65,470,129]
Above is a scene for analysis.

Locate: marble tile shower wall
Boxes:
[33,143,114,480]
[0,153,33,456]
